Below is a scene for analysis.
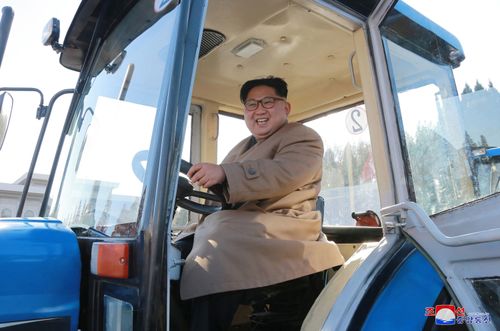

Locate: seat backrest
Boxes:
[316,195,325,226]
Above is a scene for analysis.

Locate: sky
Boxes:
[1,0,499,184]
[0,0,81,182]
[394,0,500,138]
[405,0,500,90]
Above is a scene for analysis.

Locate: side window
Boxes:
[172,107,202,230]
[182,113,192,161]
[47,8,181,236]
[381,1,500,214]
[304,105,380,226]
[217,113,248,163]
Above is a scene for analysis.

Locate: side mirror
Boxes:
[42,18,63,53]
[0,91,13,151]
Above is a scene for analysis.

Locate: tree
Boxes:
[405,125,474,214]
[487,80,498,93]
[322,141,373,188]
[462,83,472,95]
[480,134,489,148]
[474,80,485,92]
[322,147,343,189]
[465,131,477,148]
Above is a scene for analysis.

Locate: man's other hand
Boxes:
[187,163,226,188]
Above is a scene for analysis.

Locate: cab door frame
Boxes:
[137,0,208,329]
[357,0,500,330]
[363,0,408,204]
[53,0,210,329]
[297,0,408,328]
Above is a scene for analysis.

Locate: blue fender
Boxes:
[0,218,81,331]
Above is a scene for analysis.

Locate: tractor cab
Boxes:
[1,0,500,330]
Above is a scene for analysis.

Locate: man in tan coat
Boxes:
[181,76,344,330]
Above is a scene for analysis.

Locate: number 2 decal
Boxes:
[350,108,363,133]
[345,107,367,135]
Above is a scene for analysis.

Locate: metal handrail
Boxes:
[381,201,500,246]
[16,89,74,216]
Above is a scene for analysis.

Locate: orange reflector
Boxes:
[91,242,129,279]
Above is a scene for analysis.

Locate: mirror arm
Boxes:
[0,87,45,116]
[36,105,49,119]
[50,42,64,54]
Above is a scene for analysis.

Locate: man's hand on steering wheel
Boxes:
[187,163,226,188]
[176,160,228,215]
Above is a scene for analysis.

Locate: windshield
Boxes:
[47,7,180,237]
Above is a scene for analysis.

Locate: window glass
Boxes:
[305,105,380,226]
[381,0,500,214]
[182,114,192,161]
[217,113,248,163]
[172,113,193,230]
[470,278,500,327]
[47,8,180,237]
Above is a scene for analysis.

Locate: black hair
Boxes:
[239,76,288,103]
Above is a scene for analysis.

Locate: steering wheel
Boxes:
[176,160,228,215]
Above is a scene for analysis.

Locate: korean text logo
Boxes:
[425,305,491,325]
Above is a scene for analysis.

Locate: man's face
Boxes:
[243,85,291,141]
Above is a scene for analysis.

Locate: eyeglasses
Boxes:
[244,96,286,111]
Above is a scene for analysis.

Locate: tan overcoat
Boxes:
[180,122,344,300]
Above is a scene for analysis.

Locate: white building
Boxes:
[0,173,48,218]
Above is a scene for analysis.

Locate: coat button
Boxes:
[247,167,257,175]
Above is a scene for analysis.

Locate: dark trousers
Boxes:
[189,290,247,331]
[175,235,245,331]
